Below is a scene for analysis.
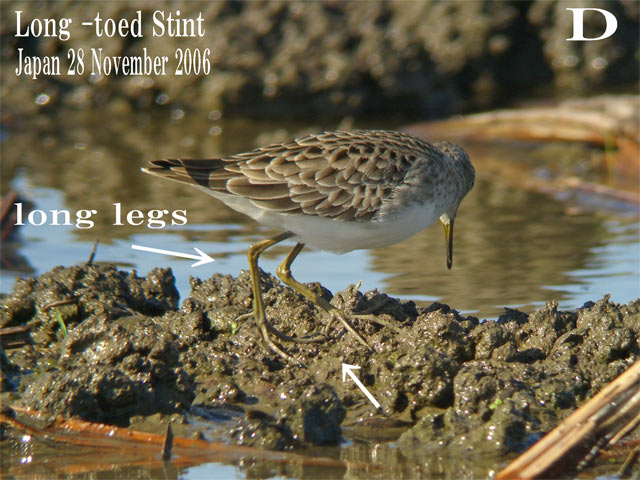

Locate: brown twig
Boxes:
[86,240,99,266]
[1,405,379,474]
[496,361,640,479]
[0,326,30,348]
[41,297,79,312]
[617,447,639,478]
[161,421,173,462]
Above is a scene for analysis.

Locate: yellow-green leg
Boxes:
[276,242,373,351]
[247,232,325,364]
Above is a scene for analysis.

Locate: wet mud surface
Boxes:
[1,263,639,467]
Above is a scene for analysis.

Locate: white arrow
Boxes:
[342,363,380,409]
[131,244,215,267]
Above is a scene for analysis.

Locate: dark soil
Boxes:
[2,2,637,118]
[1,263,639,462]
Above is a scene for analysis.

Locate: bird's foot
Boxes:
[233,309,328,365]
[319,283,395,348]
[234,310,327,344]
[320,299,393,351]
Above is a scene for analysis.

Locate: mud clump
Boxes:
[1,264,639,460]
[0,264,189,424]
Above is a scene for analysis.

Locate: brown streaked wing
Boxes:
[226,177,291,199]
[145,159,232,190]
[147,130,428,222]
[280,132,414,221]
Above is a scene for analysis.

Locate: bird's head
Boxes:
[434,141,475,270]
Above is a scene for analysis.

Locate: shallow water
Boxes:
[2,110,639,318]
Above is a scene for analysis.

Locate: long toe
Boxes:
[263,316,328,344]
[237,310,327,344]
[324,309,374,351]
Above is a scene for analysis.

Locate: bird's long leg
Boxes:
[247,232,325,364]
[276,242,373,351]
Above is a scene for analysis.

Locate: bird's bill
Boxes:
[440,218,454,270]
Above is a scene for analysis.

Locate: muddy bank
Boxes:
[1,263,639,461]
[2,1,638,118]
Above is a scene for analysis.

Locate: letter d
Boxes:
[566,8,618,41]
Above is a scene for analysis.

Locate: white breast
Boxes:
[200,188,441,253]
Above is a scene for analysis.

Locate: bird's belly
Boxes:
[277,203,440,253]
[201,190,440,253]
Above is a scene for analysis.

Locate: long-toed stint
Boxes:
[143,130,475,363]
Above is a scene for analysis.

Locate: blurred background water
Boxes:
[2,111,638,319]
